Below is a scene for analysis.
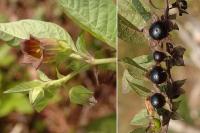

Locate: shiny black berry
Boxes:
[149,21,168,40]
[179,0,187,10]
[153,51,166,62]
[150,66,167,84]
[150,93,166,109]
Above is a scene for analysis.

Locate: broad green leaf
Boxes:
[131,109,149,126]
[37,70,51,82]
[129,128,146,133]
[76,32,90,56]
[29,87,44,104]
[58,0,116,48]
[128,80,151,97]
[118,0,151,30]
[4,80,43,93]
[86,114,116,133]
[0,19,74,48]
[69,85,93,105]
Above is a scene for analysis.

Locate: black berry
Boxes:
[153,51,166,62]
[150,66,167,84]
[179,0,187,10]
[149,21,168,40]
[150,93,166,109]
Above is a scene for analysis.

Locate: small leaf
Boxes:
[29,87,44,104]
[122,57,147,71]
[129,128,146,133]
[132,54,153,69]
[122,69,152,94]
[37,70,51,82]
[32,87,57,112]
[69,85,94,105]
[174,79,186,88]
[4,80,43,93]
[76,32,90,56]
[122,70,132,93]
[128,80,151,97]
[56,68,65,79]
[130,109,149,126]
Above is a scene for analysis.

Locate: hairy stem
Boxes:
[70,53,116,65]
[89,57,116,65]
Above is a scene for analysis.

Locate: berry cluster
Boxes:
[144,0,188,132]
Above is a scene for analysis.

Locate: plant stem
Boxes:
[89,58,116,65]
[70,53,116,65]
[46,69,85,88]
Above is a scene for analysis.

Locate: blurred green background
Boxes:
[118,0,200,133]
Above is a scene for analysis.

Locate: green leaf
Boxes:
[130,109,149,126]
[129,128,146,133]
[122,57,147,71]
[118,14,147,44]
[122,69,152,94]
[32,87,58,112]
[177,96,193,124]
[132,54,153,69]
[37,70,51,82]
[128,80,151,97]
[118,0,151,30]
[69,85,94,105]
[4,80,43,93]
[58,0,116,48]
[29,87,44,104]
[56,68,65,79]
[76,32,90,56]
[0,19,74,48]
[86,114,116,133]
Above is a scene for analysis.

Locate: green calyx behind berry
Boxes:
[149,21,168,40]
[150,93,166,109]
[149,66,167,84]
[151,118,161,132]
[153,51,167,63]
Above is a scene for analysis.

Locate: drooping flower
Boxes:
[20,36,69,69]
